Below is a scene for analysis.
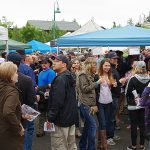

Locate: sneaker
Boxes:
[139,146,145,150]
[127,146,136,150]
[115,125,121,130]
[126,125,131,129]
[107,138,116,146]
[113,135,120,141]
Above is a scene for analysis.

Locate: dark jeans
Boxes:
[79,103,97,150]
[97,102,112,130]
[107,97,119,139]
[128,109,145,146]
[24,121,34,150]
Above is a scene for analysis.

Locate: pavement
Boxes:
[33,114,148,150]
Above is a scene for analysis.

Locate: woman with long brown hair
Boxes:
[97,59,116,149]
[71,58,82,137]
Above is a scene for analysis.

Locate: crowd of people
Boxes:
[0,48,150,150]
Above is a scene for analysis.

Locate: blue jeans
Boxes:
[24,121,34,150]
[107,98,118,139]
[97,102,112,130]
[79,103,97,150]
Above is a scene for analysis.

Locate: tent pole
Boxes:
[77,46,79,53]
[6,40,8,53]
[50,47,52,54]
[57,46,59,55]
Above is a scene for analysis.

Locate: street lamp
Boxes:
[53,1,61,40]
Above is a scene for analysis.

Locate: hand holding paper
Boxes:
[21,104,40,121]
[44,122,55,132]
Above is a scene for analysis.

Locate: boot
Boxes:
[99,130,108,150]
[97,131,101,149]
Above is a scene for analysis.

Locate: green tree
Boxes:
[135,22,141,27]
[0,16,13,28]
[0,16,68,43]
[54,26,67,39]
[127,18,134,26]
[146,11,150,22]
[112,22,116,28]
[9,26,22,41]
[112,22,121,28]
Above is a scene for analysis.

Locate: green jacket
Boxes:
[76,72,97,106]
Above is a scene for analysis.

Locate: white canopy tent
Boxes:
[59,19,104,53]
[0,26,8,51]
[63,19,104,37]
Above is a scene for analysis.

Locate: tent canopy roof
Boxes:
[27,40,57,53]
[57,26,150,47]
[28,40,51,50]
[0,39,31,50]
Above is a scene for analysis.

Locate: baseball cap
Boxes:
[7,52,22,64]
[106,52,119,59]
[55,55,69,65]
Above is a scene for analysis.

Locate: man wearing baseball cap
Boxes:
[54,55,69,66]
[47,55,78,150]
[106,51,126,145]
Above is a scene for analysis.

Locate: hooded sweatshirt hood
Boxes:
[134,74,150,84]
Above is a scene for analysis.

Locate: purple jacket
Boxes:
[140,87,150,131]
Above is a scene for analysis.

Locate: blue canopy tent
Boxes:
[57,26,150,47]
[26,40,58,54]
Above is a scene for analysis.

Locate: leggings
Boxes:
[128,109,145,146]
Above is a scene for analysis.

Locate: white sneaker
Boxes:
[107,138,116,146]
[113,135,120,141]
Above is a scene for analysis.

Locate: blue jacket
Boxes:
[19,63,36,87]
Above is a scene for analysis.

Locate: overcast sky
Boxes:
[1,0,150,28]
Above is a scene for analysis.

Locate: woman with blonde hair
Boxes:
[77,57,100,150]
[0,62,24,150]
[126,61,150,150]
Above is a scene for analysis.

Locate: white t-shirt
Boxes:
[99,81,113,104]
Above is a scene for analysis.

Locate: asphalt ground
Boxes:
[33,114,148,150]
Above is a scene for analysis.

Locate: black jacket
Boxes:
[47,70,78,127]
[16,72,36,107]
[111,64,121,98]
[126,74,150,106]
